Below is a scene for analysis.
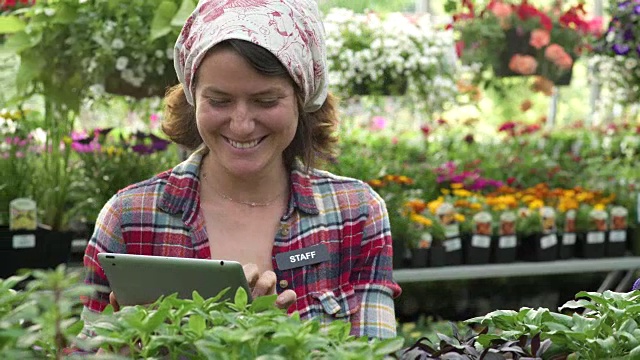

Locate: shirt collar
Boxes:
[158,149,319,223]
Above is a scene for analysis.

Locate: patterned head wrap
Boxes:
[174,0,328,112]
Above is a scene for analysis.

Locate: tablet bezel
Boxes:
[97,253,252,306]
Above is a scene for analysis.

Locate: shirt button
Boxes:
[279,279,289,288]
[280,224,290,236]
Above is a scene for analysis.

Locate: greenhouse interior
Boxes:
[1,0,640,358]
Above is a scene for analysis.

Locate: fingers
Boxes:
[252,270,277,299]
[109,292,120,312]
[275,289,297,310]
[243,263,259,288]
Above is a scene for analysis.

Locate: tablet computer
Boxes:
[97,253,252,306]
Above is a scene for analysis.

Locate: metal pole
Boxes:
[415,0,431,14]
[588,0,605,126]
[547,86,559,129]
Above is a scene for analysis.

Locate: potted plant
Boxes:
[516,205,559,262]
[591,0,640,105]
[323,8,458,114]
[607,206,628,257]
[449,0,601,86]
[493,210,518,263]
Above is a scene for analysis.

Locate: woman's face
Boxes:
[194,47,298,178]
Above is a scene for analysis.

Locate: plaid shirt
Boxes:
[83,148,401,338]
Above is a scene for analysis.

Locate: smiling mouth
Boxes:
[224,136,265,149]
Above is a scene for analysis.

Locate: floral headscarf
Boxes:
[174,0,328,112]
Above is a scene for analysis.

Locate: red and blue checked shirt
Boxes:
[83,148,402,338]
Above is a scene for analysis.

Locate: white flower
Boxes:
[111,39,125,50]
[115,56,129,71]
[166,49,174,60]
[30,128,47,145]
[44,8,56,16]
[155,50,164,58]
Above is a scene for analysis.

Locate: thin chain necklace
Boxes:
[201,172,285,207]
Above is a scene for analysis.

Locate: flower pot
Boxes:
[518,232,558,262]
[442,236,463,266]
[492,235,518,263]
[463,233,492,265]
[392,240,410,269]
[559,232,577,259]
[0,227,72,279]
[576,231,606,258]
[606,229,628,257]
[410,248,429,268]
[429,243,446,267]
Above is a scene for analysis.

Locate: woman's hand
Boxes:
[109,292,120,312]
[243,263,297,309]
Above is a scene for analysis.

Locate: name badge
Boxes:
[275,244,330,271]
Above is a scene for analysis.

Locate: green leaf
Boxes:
[15,52,45,94]
[143,308,169,332]
[0,16,26,34]
[249,294,277,313]
[52,4,78,24]
[234,287,248,309]
[171,0,196,27]
[65,320,85,337]
[373,337,405,356]
[188,314,206,337]
[192,291,205,306]
[1,32,34,55]
[150,1,178,41]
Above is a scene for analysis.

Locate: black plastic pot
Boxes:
[576,231,606,258]
[492,235,518,263]
[606,229,627,257]
[519,232,558,262]
[410,248,429,268]
[0,227,72,279]
[559,232,577,259]
[443,237,464,266]
[463,233,492,265]
[429,244,446,267]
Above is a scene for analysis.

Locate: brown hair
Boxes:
[162,39,338,170]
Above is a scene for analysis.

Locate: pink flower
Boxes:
[544,44,573,69]
[529,29,550,49]
[370,116,387,131]
[508,54,538,75]
[490,1,513,19]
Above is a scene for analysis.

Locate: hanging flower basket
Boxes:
[492,29,574,86]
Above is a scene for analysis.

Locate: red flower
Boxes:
[420,125,431,136]
[507,177,516,185]
[498,121,517,132]
[514,1,552,31]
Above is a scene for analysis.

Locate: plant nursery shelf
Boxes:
[393,257,640,283]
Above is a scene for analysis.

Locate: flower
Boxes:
[451,0,601,85]
[324,8,458,113]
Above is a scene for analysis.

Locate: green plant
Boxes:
[0,267,405,359]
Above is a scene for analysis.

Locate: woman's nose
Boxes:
[228,102,255,135]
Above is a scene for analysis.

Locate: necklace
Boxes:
[201,172,285,207]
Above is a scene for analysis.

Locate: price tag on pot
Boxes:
[609,230,627,243]
[12,234,36,249]
[499,235,516,249]
[587,231,605,244]
[540,234,557,249]
[471,235,491,248]
[443,238,462,252]
[562,233,576,245]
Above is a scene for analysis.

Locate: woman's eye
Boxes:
[208,99,230,107]
[256,99,278,107]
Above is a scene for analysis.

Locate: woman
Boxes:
[83,0,401,338]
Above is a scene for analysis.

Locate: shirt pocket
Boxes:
[305,283,361,319]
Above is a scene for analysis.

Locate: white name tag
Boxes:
[587,231,605,244]
[444,224,460,238]
[471,235,491,248]
[540,234,558,249]
[562,233,576,245]
[499,235,517,249]
[12,234,36,249]
[609,230,627,243]
[443,238,462,252]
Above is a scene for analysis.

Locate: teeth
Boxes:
[228,138,260,149]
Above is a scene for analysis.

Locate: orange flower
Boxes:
[544,44,567,62]
[509,54,538,75]
[368,179,384,188]
[520,100,533,112]
[529,29,550,49]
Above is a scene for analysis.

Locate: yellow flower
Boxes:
[368,179,384,188]
[528,199,544,210]
[441,189,450,195]
[410,213,433,227]
[453,189,472,198]
[62,136,72,145]
[451,183,464,189]
[454,213,465,223]
[594,203,606,211]
[427,197,444,214]
[470,203,482,210]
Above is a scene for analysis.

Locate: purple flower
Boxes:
[635,4,640,14]
[637,45,640,56]
[618,1,630,10]
[624,28,635,41]
[613,43,631,55]
[149,134,170,152]
[131,144,153,155]
[633,277,640,291]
